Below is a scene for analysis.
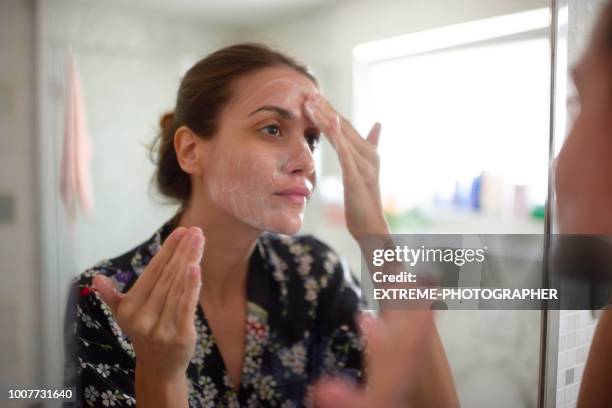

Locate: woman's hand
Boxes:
[313,310,437,408]
[303,93,389,240]
[93,226,204,386]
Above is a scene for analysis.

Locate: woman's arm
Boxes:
[577,309,612,408]
[92,226,204,408]
[135,363,189,408]
[408,324,458,407]
[356,231,458,407]
[305,93,458,407]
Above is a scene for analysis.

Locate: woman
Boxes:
[555,1,612,407]
[64,43,457,407]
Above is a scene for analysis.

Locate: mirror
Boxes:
[1,0,557,406]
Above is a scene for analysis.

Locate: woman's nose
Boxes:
[282,139,315,176]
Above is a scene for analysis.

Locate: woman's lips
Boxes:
[276,193,307,204]
[274,187,310,204]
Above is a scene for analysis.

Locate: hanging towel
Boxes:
[60,50,94,223]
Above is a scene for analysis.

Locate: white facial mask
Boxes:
[205,70,318,234]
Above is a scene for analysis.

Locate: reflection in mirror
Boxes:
[0,0,555,407]
[243,4,551,403]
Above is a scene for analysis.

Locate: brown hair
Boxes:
[594,0,612,51]
[149,43,317,209]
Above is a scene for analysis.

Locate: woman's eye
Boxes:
[260,124,281,137]
[306,132,321,151]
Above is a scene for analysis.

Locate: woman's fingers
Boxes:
[305,94,379,162]
[159,259,200,333]
[177,263,202,330]
[304,98,360,177]
[92,274,124,316]
[304,98,340,149]
[313,377,367,408]
[314,312,434,408]
[358,312,383,353]
[129,226,188,305]
[142,227,204,323]
[313,94,378,153]
[366,122,382,148]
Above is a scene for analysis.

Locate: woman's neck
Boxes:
[176,197,261,304]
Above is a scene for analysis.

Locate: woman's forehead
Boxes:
[230,68,318,114]
[240,66,316,90]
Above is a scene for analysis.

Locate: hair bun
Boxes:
[159,111,175,135]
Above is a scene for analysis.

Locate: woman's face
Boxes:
[199,66,320,235]
[555,5,612,233]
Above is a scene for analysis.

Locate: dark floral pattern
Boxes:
[64,216,364,407]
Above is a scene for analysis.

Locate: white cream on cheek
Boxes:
[206,74,318,234]
[207,149,305,234]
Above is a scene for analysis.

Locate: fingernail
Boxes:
[173,227,187,240]
[333,115,341,128]
[191,232,203,248]
[305,101,316,117]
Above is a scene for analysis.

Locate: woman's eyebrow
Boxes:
[248,105,295,120]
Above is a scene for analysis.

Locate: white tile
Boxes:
[576,367,584,386]
[568,383,579,403]
[564,385,572,403]
[557,371,565,389]
[576,346,588,363]
[557,388,565,406]
[558,352,566,369]
[569,315,578,331]
[577,330,587,346]
[560,315,568,334]
[567,332,576,348]
[567,350,576,367]
[576,312,586,328]
[559,334,566,350]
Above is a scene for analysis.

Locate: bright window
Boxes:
[352,9,551,232]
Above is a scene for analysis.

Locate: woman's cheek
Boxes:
[207,153,305,234]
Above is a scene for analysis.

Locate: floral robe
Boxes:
[64,216,364,407]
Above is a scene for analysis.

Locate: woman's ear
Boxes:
[174,125,205,176]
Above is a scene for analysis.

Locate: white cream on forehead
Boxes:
[232,77,318,116]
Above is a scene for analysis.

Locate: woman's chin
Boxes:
[265,216,303,235]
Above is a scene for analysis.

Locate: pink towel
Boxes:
[60,51,94,223]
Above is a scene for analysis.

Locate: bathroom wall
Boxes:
[555,311,597,407]
[554,0,608,407]
[0,0,40,403]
